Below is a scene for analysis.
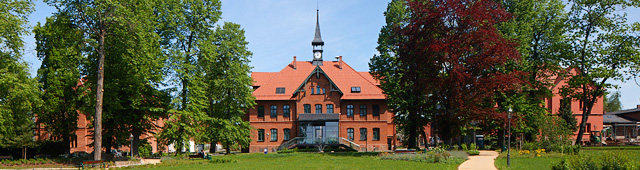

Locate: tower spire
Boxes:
[312,9,324,66]
[312,9,324,45]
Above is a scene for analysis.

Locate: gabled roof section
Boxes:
[292,66,343,96]
[251,60,385,100]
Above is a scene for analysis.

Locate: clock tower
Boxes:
[312,9,324,66]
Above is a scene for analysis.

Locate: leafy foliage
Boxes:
[0,0,41,157]
[397,0,523,143]
[496,0,569,142]
[155,0,222,153]
[34,12,87,155]
[557,96,577,132]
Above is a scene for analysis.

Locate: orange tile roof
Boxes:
[251,72,277,87]
[251,60,385,100]
[358,72,380,86]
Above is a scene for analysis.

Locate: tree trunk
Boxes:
[94,30,105,161]
[575,88,597,145]
[132,130,141,157]
[209,142,216,154]
[225,143,231,155]
[23,147,26,160]
[407,111,418,149]
[62,133,71,155]
[498,129,504,151]
[104,137,112,154]
[421,129,428,149]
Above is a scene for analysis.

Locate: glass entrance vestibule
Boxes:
[299,121,339,144]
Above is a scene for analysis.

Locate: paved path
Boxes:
[458,151,499,170]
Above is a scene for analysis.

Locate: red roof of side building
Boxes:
[251,60,385,100]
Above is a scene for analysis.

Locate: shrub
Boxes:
[277,148,298,154]
[469,143,477,150]
[467,150,480,155]
[210,158,236,164]
[552,151,638,170]
[379,150,466,164]
[138,140,153,157]
[560,145,580,155]
[522,142,540,151]
[461,144,468,151]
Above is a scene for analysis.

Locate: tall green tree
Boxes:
[98,2,168,156]
[45,0,166,159]
[200,22,255,154]
[562,0,640,144]
[0,0,41,157]
[497,0,569,142]
[369,0,431,149]
[34,13,87,155]
[155,0,222,154]
[603,91,622,112]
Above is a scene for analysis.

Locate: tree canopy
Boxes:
[0,0,42,158]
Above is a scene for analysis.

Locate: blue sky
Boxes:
[20,0,640,110]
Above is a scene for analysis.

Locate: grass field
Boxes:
[121,152,465,170]
[495,148,640,170]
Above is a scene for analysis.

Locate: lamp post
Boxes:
[507,106,512,168]
[266,132,270,154]
[129,134,134,157]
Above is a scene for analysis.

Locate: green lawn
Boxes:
[494,148,640,170]
[494,152,564,170]
[122,152,464,170]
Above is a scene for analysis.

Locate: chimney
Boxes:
[338,56,343,70]
[293,56,297,70]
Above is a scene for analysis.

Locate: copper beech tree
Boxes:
[398,0,525,144]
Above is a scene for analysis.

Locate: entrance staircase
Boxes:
[277,137,360,151]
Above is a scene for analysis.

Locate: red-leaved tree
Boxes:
[398,0,525,144]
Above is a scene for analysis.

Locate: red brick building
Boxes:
[246,11,396,153]
[545,68,604,143]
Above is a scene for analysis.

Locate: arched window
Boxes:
[316,85,321,94]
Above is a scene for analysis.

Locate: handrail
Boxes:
[277,137,361,151]
[277,137,305,151]
[338,137,360,151]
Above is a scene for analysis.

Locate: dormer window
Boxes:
[276,87,285,94]
[351,87,361,93]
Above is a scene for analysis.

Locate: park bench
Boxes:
[0,156,13,161]
[394,149,416,154]
[80,160,106,169]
